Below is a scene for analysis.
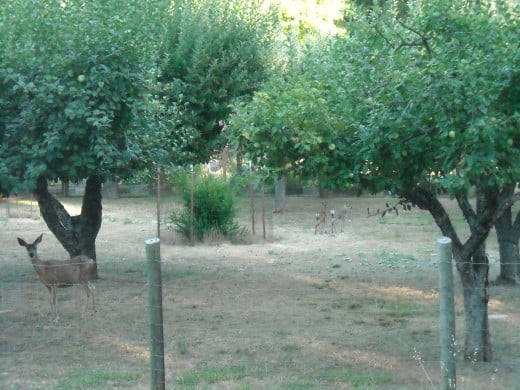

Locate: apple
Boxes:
[448,131,456,139]
[507,138,514,147]
[77,75,86,83]
[328,143,336,151]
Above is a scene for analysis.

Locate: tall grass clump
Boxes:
[169,174,244,241]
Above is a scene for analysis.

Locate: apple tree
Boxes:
[157,0,280,165]
[227,37,353,211]
[228,0,519,361]
[0,0,168,277]
[352,0,519,361]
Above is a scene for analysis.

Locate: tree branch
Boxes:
[402,186,463,253]
[373,22,395,49]
[495,189,520,224]
[456,193,477,229]
[459,186,500,262]
[395,18,432,59]
[34,176,77,254]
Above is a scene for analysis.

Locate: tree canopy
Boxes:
[229,0,519,194]
[227,39,349,187]
[156,0,280,165]
[0,0,167,194]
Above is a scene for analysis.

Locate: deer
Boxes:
[314,202,328,235]
[17,233,96,321]
[330,203,352,234]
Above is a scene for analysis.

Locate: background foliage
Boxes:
[157,0,280,165]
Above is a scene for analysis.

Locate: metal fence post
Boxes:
[145,237,165,390]
[437,236,456,390]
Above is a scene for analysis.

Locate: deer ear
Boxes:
[35,233,43,244]
[17,238,27,246]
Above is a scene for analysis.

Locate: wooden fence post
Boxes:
[261,182,266,240]
[190,165,195,245]
[249,162,255,236]
[145,237,165,390]
[437,236,456,390]
[156,167,161,239]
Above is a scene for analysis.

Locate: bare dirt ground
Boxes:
[1,195,519,389]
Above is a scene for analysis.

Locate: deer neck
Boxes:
[29,253,45,270]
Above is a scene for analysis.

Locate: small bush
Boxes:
[169,174,244,241]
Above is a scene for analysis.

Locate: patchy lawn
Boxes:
[1,195,518,389]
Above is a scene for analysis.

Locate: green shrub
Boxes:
[169,174,244,240]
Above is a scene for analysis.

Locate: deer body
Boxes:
[17,234,96,321]
[314,202,328,235]
[314,211,326,234]
[330,204,352,233]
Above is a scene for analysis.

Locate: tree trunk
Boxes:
[405,186,496,362]
[220,146,229,180]
[61,180,70,197]
[102,177,119,199]
[34,175,103,279]
[236,145,243,175]
[318,186,332,198]
[494,205,520,285]
[274,174,286,213]
[458,246,492,362]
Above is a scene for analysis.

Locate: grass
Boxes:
[175,364,251,386]
[376,301,418,316]
[379,213,434,226]
[377,250,421,270]
[317,367,393,387]
[1,195,519,389]
[278,381,315,390]
[161,268,202,281]
[55,369,142,389]
[176,339,189,355]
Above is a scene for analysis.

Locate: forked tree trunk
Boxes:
[494,205,520,284]
[34,175,103,279]
[405,186,496,362]
[458,246,492,362]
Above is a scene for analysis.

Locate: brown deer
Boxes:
[314,202,328,235]
[330,203,352,233]
[17,234,96,321]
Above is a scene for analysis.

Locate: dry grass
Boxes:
[0,194,519,389]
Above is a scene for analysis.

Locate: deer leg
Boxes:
[89,282,96,314]
[82,283,90,317]
[315,222,323,235]
[51,286,58,322]
[45,285,55,320]
[81,283,89,318]
[85,281,96,313]
[83,281,96,316]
